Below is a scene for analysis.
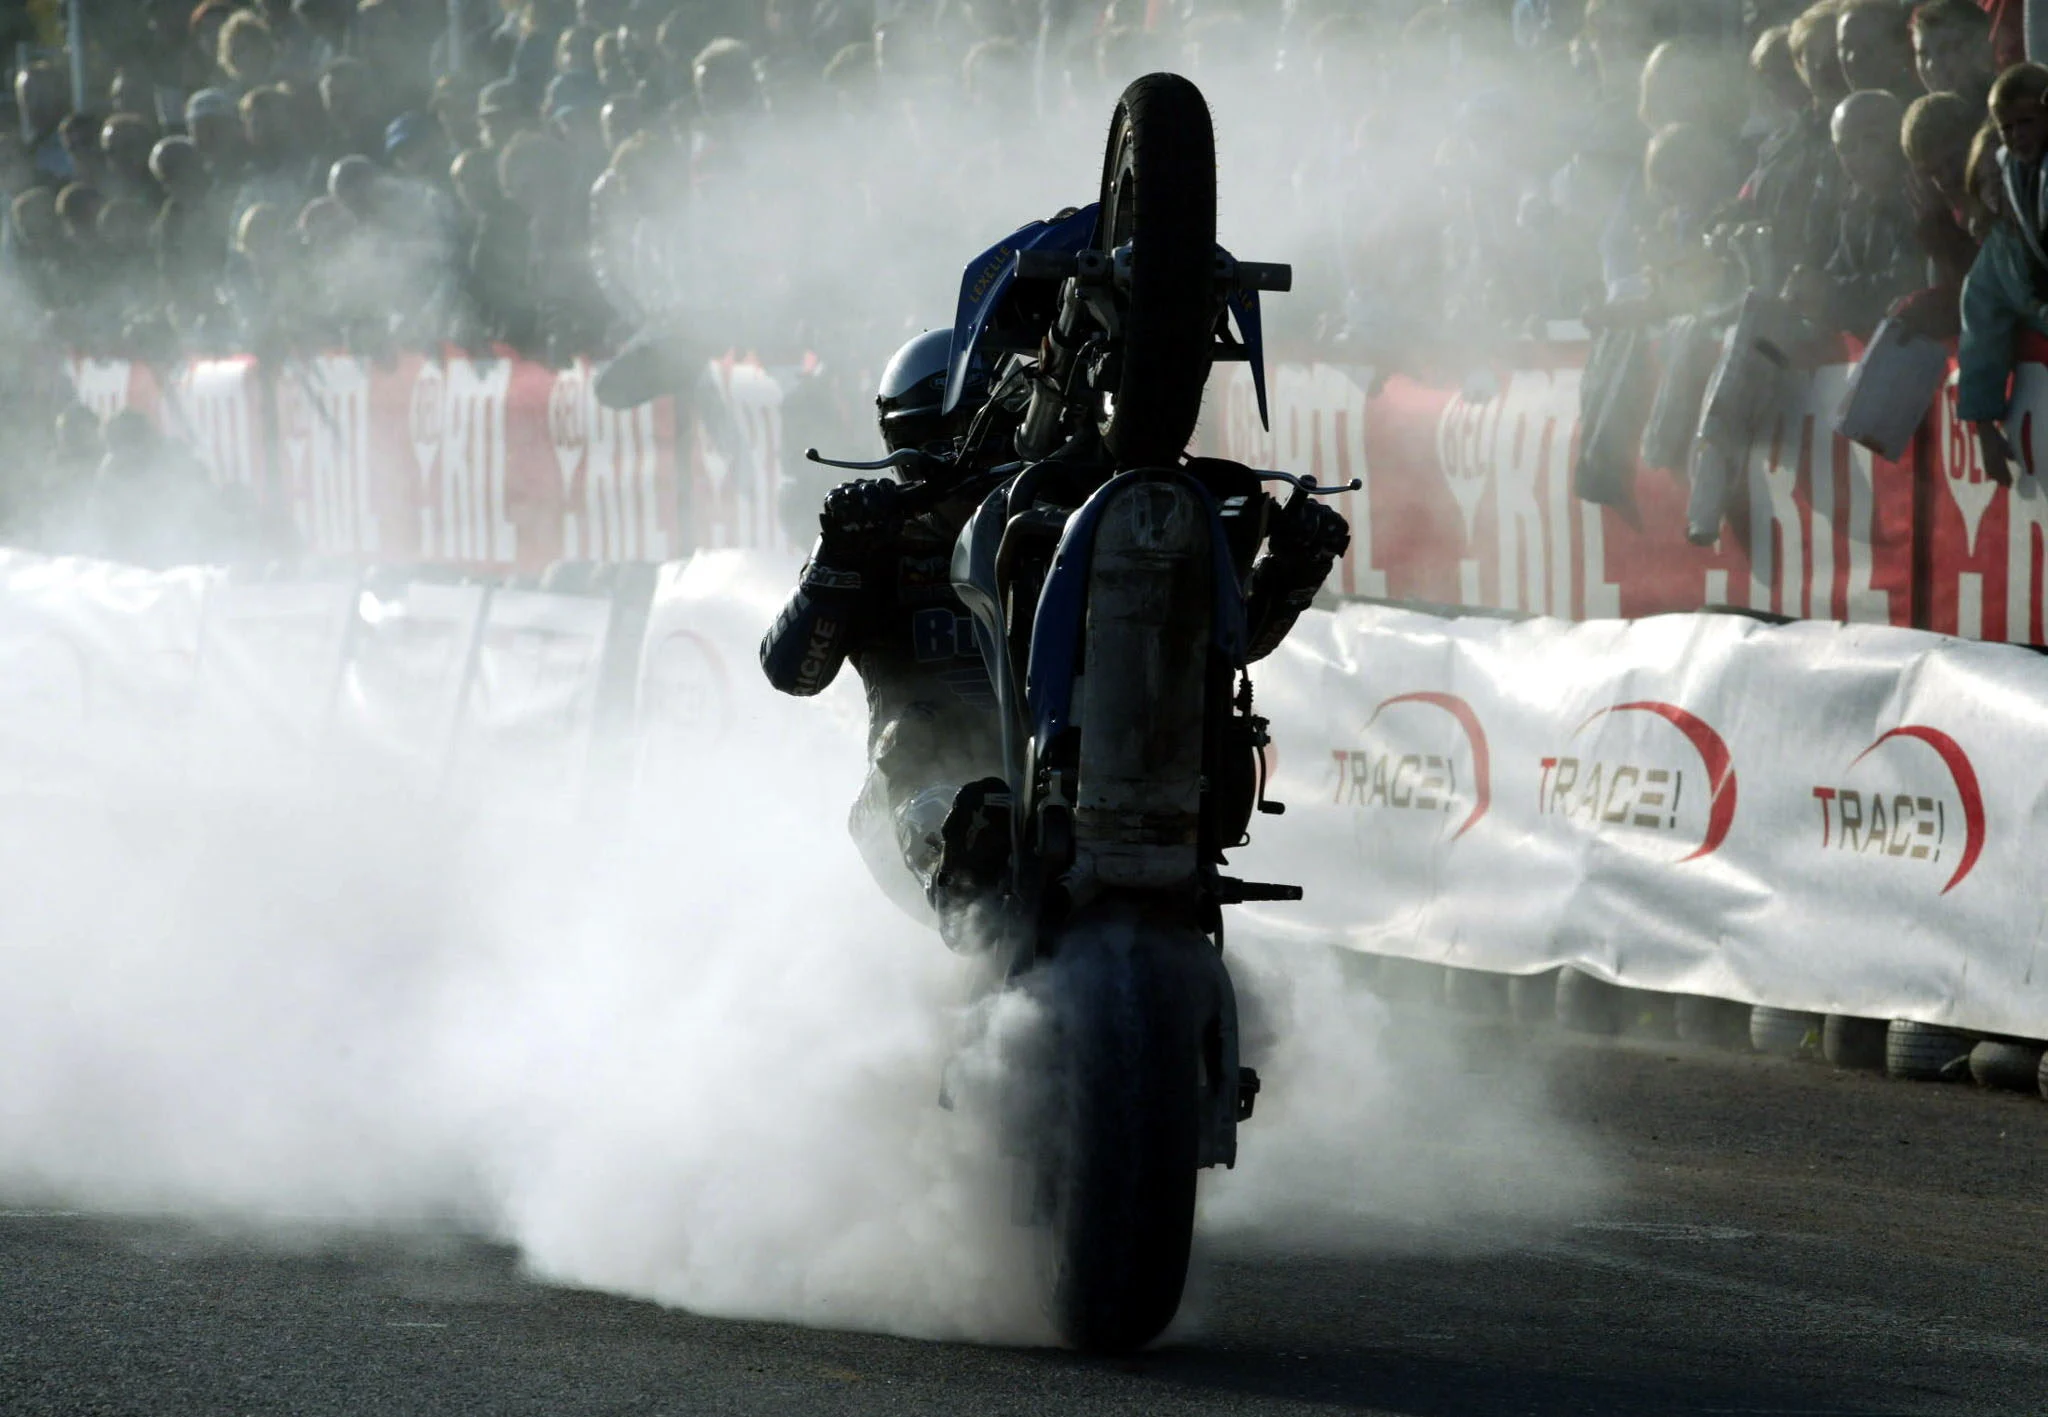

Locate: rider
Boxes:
[758,327,1352,940]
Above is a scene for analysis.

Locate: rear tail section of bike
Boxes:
[1071,477,1213,894]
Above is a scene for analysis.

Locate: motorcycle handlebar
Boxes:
[803,447,1023,515]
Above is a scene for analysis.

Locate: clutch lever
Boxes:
[1254,470,1361,497]
[804,447,1025,515]
[805,446,935,475]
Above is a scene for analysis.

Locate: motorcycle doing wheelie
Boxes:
[809,73,1353,1353]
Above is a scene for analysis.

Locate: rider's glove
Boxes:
[1267,492,1351,562]
[817,477,905,560]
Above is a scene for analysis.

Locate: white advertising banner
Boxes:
[1237,603,2048,1039]
[329,581,488,774]
[632,548,858,792]
[448,588,614,795]
[0,551,210,794]
[189,576,359,775]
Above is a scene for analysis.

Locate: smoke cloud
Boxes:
[0,617,1605,1345]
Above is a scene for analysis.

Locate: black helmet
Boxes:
[876,329,984,455]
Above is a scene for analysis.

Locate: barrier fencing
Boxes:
[68,334,2048,652]
[40,337,2048,1042]
[12,541,2044,1040]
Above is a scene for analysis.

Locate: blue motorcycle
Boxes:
[812,73,1351,1352]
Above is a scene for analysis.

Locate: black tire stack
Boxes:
[1885,1020,1974,1082]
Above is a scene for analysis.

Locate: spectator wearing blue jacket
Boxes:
[1960,62,2048,486]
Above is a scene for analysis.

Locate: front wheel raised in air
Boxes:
[1035,909,1203,1353]
[1094,72,1217,468]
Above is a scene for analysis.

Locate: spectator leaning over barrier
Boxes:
[1890,90,1985,338]
[497,128,608,362]
[1641,122,1745,313]
[1959,62,2048,485]
[1787,90,1919,337]
[149,136,229,343]
[1912,0,1997,111]
[1748,1,1851,274]
[451,142,533,348]
[95,197,157,351]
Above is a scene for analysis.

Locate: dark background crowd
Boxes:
[0,0,2034,557]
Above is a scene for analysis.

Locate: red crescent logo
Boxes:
[1366,691,1491,839]
[1849,726,1984,893]
[1573,700,1737,861]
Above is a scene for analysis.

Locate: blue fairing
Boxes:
[945,207,1273,429]
[1023,470,1248,753]
[1226,287,1271,431]
[944,205,1099,416]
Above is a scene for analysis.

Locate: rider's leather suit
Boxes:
[759,463,1347,921]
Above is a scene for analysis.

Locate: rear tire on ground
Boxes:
[1885,1019,1974,1082]
[1821,1015,1888,1071]
[1749,1006,1821,1057]
[1093,73,1217,468]
[1968,1039,2045,1092]
[1038,912,1203,1354]
[1555,967,1625,1036]
[1675,995,1751,1050]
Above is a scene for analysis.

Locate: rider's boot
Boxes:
[928,775,1012,953]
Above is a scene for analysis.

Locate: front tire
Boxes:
[1094,73,1217,468]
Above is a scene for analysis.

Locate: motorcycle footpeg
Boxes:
[1212,254,1292,292]
[1216,877,1304,904]
[1237,1066,1261,1123]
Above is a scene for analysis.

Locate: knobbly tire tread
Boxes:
[1041,915,1202,1353]
[1095,72,1217,468]
[1675,995,1752,1050]
[1885,1019,1974,1082]
[1749,1006,1821,1057]
[1821,1014,1889,1071]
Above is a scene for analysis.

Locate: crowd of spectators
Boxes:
[0,0,2038,556]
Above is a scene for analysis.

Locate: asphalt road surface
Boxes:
[5,1031,2047,1416]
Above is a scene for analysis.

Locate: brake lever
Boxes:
[804,448,1026,516]
[1255,470,1361,497]
[804,446,931,474]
